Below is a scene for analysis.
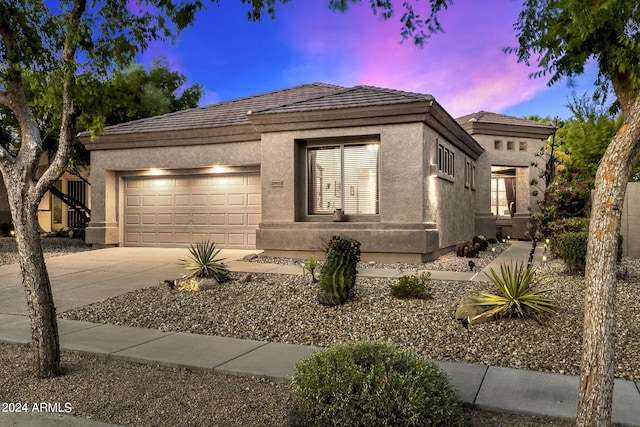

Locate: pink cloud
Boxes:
[282,0,550,116]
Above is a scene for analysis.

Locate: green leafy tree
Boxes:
[0,0,212,378]
[507,2,640,425]
[557,94,625,180]
[85,58,203,132]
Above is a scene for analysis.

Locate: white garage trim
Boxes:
[123,172,261,248]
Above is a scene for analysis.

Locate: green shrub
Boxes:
[182,241,229,282]
[548,217,590,236]
[554,232,623,273]
[291,341,464,427]
[390,272,432,299]
[318,235,361,306]
[473,262,556,322]
[553,232,588,273]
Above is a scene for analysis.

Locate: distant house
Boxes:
[0,156,90,233]
[80,83,554,262]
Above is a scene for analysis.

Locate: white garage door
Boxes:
[123,173,261,248]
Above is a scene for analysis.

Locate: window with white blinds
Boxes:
[308,143,379,215]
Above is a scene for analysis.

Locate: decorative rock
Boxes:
[196,278,219,291]
[454,298,491,326]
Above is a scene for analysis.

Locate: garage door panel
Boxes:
[226,176,245,186]
[247,175,260,186]
[174,233,191,244]
[142,195,158,207]
[127,180,141,189]
[228,233,246,246]
[142,233,157,244]
[191,194,208,206]
[157,195,172,206]
[193,177,209,187]
[141,214,156,225]
[228,213,245,226]
[209,213,226,225]
[247,213,261,226]
[125,214,140,225]
[175,194,190,207]
[126,232,141,243]
[155,233,171,244]
[247,193,261,205]
[124,173,260,248]
[157,213,173,225]
[210,194,226,206]
[228,193,246,205]
[191,213,208,225]
[126,196,140,207]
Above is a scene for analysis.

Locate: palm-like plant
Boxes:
[182,241,229,283]
[472,262,556,322]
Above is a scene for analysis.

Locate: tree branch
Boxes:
[35,0,86,200]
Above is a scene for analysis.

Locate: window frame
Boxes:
[437,143,455,181]
[306,139,380,218]
[464,158,477,190]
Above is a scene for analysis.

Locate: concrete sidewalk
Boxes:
[1,242,639,426]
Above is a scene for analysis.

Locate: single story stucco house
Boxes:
[80,83,555,262]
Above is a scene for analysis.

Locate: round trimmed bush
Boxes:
[291,341,464,427]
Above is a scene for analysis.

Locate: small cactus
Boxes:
[318,236,361,306]
[456,239,482,258]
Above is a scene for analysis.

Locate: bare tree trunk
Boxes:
[7,179,61,378]
[576,97,640,426]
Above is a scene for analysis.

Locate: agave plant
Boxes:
[182,241,229,282]
[472,261,556,322]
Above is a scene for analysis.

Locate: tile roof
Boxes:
[92,83,438,136]
[456,111,554,130]
[95,83,345,136]
[251,85,435,115]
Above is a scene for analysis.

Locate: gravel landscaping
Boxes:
[61,255,640,382]
[0,342,574,427]
[2,238,637,426]
[0,236,92,265]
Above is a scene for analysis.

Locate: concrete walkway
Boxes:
[1,242,639,426]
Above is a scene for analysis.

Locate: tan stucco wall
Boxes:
[424,129,481,248]
[622,182,640,258]
[257,122,480,261]
[86,140,260,246]
[471,133,546,239]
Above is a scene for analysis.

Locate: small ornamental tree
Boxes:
[0,0,265,379]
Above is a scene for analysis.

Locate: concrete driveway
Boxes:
[0,247,260,316]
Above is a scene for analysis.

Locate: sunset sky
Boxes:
[138,0,600,120]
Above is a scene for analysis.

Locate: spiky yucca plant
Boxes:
[472,261,556,322]
[182,241,229,283]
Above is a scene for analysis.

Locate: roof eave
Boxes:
[461,121,555,140]
[424,100,485,159]
[81,124,259,151]
[247,101,433,132]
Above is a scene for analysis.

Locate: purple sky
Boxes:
[139,0,599,119]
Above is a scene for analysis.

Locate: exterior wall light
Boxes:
[211,165,229,174]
